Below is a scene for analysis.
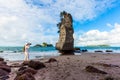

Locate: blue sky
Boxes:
[0,0,120,46]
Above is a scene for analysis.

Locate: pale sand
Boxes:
[7,52,120,80]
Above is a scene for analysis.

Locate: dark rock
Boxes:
[106,50,113,52]
[28,60,45,70]
[104,76,114,80]
[0,64,11,72]
[95,63,120,68]
[81,49,88,52]
[14,72,35,80]
[95,50,103,53]
[0,61,7,65]
[24,67,37,74]
[17,67,37,75]
[0,75,9,80]
[0,57,4,61]
[85,65,107,74]
[18,66,27,71]
[0,69,9,76]
[46,58,57,63]
[102,63,119,67]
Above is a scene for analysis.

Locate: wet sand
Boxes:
[7,52,120,80]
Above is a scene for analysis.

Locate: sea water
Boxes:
[0,47,59,61]
[0,46,120,61]
[80,46,120,53]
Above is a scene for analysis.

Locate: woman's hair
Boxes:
[23,45,25,52]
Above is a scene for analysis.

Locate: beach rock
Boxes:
[0,69,9,76]
[17,67,37,75]
[81,49,88,52]
[0,61,7,65]
[28,60,45,70]
[0,64,11,72]
[104,76,114,80]
[18,66,27,71]
[94,63,120,68]
[95,50,103,53]
[46,58,57,63]
[0,75,9,80]
[0,57,4,61]
[85,65,107,74]
[14,72,35,80]
[106,50,113,52]
[102,63,119,67]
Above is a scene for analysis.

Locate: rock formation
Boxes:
[56,11,74,54]
[0,57,11,80]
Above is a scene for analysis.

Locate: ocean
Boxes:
[0,46,120,61]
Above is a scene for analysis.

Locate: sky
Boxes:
[0,0,120,46]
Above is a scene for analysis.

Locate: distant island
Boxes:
[86,44,110,47]
[34,42,53,47]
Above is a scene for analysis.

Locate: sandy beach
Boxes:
[6,52,120,80]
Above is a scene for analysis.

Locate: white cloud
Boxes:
[78,23,120,46]
[0,0,58,46]
[25,0,119,21]
[0,0,119,46]
[0,16,17,26]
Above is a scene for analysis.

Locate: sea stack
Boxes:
[56,11,74,55]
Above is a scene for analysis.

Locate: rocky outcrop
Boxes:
[17,66,37,75]
[28,60,46,70]
[14,60,45,80]
[95,50,103,53]
[21,60,46,70]
[56,11,74,54]
[0,69,9,77]
[106,50,113,52]
[104,76,114,80]
[0,57,4,61]
[0,58,11,80]
[46,58,57,63]
[14,72,35,80]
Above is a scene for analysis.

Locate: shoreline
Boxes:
[6,52,120,80]
[2,51,120,62]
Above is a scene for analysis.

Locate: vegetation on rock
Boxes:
[34,42,53,47]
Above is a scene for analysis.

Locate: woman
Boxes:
[23,43,31,61]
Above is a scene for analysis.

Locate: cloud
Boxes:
[0,0,58,46]
[78,23,120,46]
[0,0,120,46]
[0,16,17,26]
[25,0,119,21]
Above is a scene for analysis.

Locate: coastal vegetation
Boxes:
[86,44,110,47]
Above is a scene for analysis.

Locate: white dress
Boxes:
[24,45,30,61]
